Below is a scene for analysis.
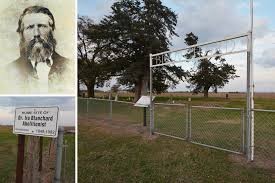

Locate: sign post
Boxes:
[13,106,59,183]
[15,135,25,183]
[134,96,155,127]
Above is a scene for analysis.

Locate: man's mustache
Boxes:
[28,37,53,51]
[19,32,57,59]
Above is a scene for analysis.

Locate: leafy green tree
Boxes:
[184,32,239,97]
[94,0,186,101]
[78,16,113,97]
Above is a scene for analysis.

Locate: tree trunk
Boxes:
[134,72,149,102]
[141,72,149,95]
[203,87,209,98]
[78,79,80,97]
[86,82,95,98]
[134,79,142,102]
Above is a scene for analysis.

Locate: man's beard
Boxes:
[20,31,56,64]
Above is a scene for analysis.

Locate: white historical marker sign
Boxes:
[134,95,155,107]
[13,107,59,138]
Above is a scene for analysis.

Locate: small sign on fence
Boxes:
[134,96,155,107]
[134,96,155,126]
[13,107,59,138]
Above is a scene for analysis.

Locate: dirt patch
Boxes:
[229,154,275,172]
[79,116,158,140]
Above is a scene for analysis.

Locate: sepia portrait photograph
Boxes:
[0,0,76,94]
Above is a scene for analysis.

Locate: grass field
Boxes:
[0,126,75,182]
[78,95,275,170]
[78,117,275,182]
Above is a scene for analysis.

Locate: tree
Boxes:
[94,0,186,101]
[184,32,239,98]
[78,16,112,97]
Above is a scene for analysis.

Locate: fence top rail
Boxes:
[79,97,275,112]
[155,102,186,107]
[252,108,275,113]
[83,97,109,101]
[191,105,243,110]
[113,100,135,104]
[80,97,135,104]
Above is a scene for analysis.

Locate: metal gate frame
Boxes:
[149,0,254,161]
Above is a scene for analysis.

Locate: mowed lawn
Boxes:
[0,127,17,182]
[78,118,275,183]
[79,96,275,162]
[0,126,75,183]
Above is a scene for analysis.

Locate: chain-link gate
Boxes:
[153,103,245,154]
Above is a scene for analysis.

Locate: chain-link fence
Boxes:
[253,109,275,165]
[62,131,75,183]
[79,98,275,165]
[78,97,149,125]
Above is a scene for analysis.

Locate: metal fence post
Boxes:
[54,127,64,183]
[110,100,113,122]
[241,109,245,153]
[153,102,155,133]
[185,104,189,140]
[189,105,192,141]
[149,53,154,135]
[62,139,68,182]
[245,0,254,162]
[86,98,88,114]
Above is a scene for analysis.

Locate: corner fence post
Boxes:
[246,0,254,161]
[54,127,64,183]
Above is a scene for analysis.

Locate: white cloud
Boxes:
[254,32,275,67]
[86,0,116,23]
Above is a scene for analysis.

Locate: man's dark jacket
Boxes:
[6,52,72,93]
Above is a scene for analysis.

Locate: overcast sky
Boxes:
[78,0,275,92]
[0,97,75,126]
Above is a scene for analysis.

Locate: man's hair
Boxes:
[17,6,55,33]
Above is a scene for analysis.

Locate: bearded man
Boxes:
[6,6,73,93]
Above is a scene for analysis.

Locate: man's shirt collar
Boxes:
[30,56,53,69]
